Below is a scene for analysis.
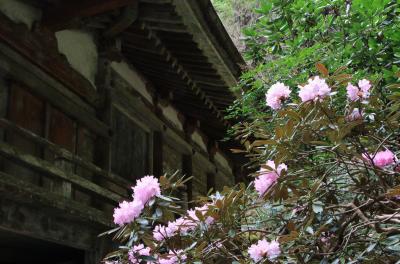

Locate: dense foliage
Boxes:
[228,0,400,120]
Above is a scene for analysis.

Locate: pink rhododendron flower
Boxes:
[346,108,363,121]
[173,217,197,233]
[187,204,215,225]
[113,200,144,226]
[362,149,396,168]
[248,239,281,261]
[153,220,184,241]
[266,82,291,110]
[358,79,372,94]
[132,175,161,205]
[153,224,172,241]
[153,225,166,241]
[346,79,371,102]
[298,76,331,102]
[158,250,187,264]
[254,160,287,197]
[346,83,359,101]
[154,204,215,242]
[128,244,151,264]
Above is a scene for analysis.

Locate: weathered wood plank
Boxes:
[0,141,122,203]
[0,171,112,227]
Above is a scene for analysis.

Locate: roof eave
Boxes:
[173,0,245,89]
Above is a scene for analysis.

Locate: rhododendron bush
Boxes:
[102,66,400,263]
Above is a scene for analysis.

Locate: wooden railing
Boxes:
[0,117,132,227]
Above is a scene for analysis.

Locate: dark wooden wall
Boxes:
[111,108,150,181]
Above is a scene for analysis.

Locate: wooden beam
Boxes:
[0,117,131,190]
[0,171,112,227]
[103,3,138,38]
[0,141,123,203]
[42,0,136,31]
[146,22,187,33]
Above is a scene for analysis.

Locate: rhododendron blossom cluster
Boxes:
[153,203,215,241]
[346,108,363,121]
[113,176,160,226]
[346,79,371,102]
[363,149,396,168]
[254,160,287,196]
[248,239,281,261]
[266,77,332,108]
[113,200,144,226]
[132,175,161,205]
[128,244,151,264]
[298,76,331,102]
[265,82,291,109]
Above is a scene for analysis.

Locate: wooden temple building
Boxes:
[0,0,245,263]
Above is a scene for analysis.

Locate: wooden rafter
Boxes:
[138,22,229,125]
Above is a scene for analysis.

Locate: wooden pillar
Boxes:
[94,56,112,174]
[90,46,113,264]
